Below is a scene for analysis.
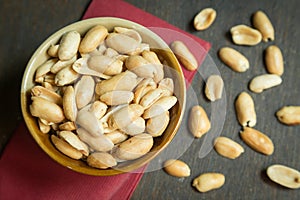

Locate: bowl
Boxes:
[21,17,186,176]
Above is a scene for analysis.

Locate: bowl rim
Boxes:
[20,17,186,176]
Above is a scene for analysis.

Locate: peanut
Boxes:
[205,75,224,101]
[230,24,262,46]
[249,74,282,93]
[240,127,274,155]
[193,8,217,31]
[188,105,211,138]
[163,159,191,177]
[170,41,198,71]
[214,137,244,159]
[265,45,284,76]
[58,31,81,61]
[218,47,249,72]
[192,173,225,192]
[267,164,300,189]
[252,10,275,42]
[276,106,300,125]
[79,25,108,54]
[235,91,257,127]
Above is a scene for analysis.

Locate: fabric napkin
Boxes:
[0,0,210,199]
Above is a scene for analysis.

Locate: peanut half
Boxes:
[205,75,224,101]
[252,10,275,42]
[218,47,249,72]
[192,173,225,192]
[235,91,257,127]
[214,137,244,159]
[170,41,198,71]
[276,106,300,125]
[230,24,262,46]
[163,159,191,178]
[240,127,274,155]
[249,74,282,93]
[265,45,284,76]
[193,8,217,31]
[267,164,300,189]
[58,31,81,61]
[188,105,211,138]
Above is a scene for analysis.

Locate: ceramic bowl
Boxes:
[21,17,186,176]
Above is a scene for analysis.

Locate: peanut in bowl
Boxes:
[20,17,186,176]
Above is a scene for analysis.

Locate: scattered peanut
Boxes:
[214,137,244,159]
[240,127,274,155]
[192,173,225,192]
[265,45,284,76]
[249,74,282,93]
[252,10,275,42]
[230,24,262,46]
[276,106,300,125]
[267,164,300,189]
[205,75,224,101]
[235,91,257,127]
[193,8,217,31]
[188,105,211,138]
[163,159,191,178]
[218,47,249,72]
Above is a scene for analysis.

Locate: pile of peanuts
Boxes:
[29,25,179,169]
[163,8,300,192]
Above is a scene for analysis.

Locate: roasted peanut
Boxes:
[170,41,198,71]
[114,133,154,160]
[31,85,62,106]
[58,31,81,61]
[267,164,300,189]
[240,127,274,155]
[146,111,170,137]
[163,159,191,177]
[214,137,244,159]
[192,173,225,192]
[276,106,300,125]
[51,135,82,160]
[193,8,217,31]
[47,44,59,57]
[55,65,80,86]
[252,10,275,42]
[58,131,89,156]
[218,47,249,72]
[35,58,57,83]
[63,86,77,122]
[143,96,177,119]
[51,55,77,74]
[188,105,211,138]
[249,74,282,93]
[205,75,224,101]
[230,24,262,46]
[77,128,114,152]
[75,75,95,109]
[79,25,108,54]
[105,33,141,55]
[87,152,117,169]
[30,97,65,123]
[265,45,284,76]
[100,90,134,106]
[235,91,256,127]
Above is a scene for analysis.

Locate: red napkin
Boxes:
[0,0,210,199]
